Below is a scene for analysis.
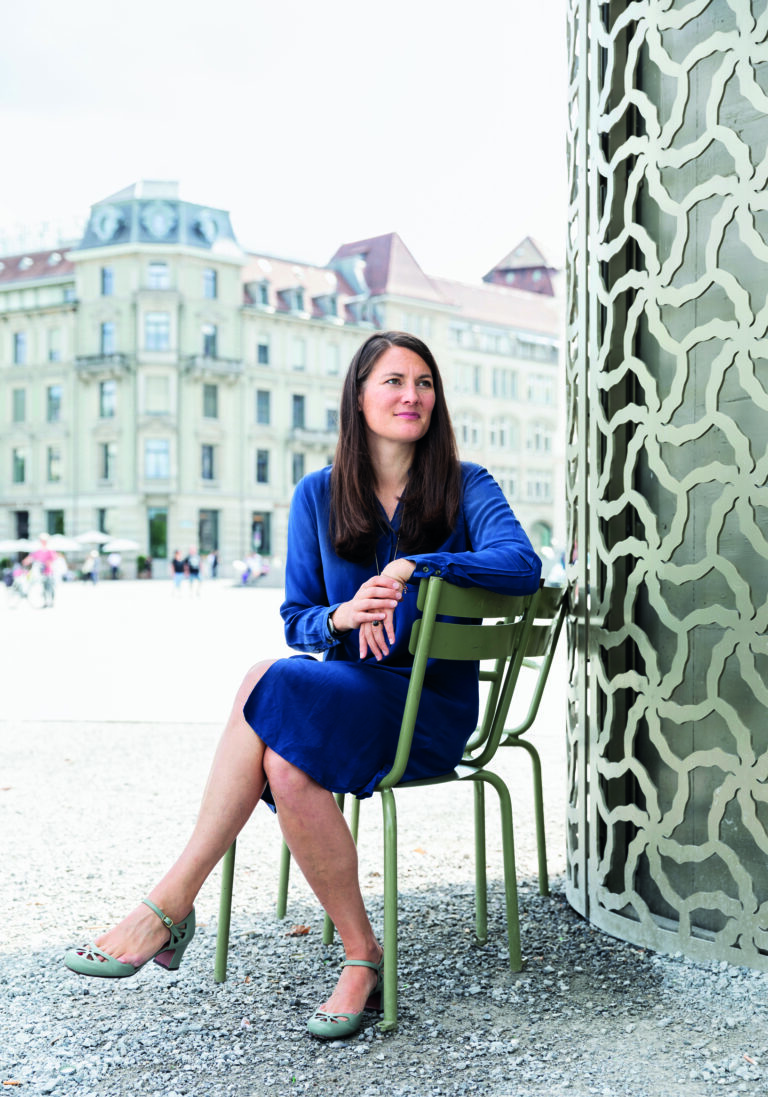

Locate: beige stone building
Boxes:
[0,181,563,577]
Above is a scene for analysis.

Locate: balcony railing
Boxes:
[75,353,133,377]
[182,355,243,381]
[289,426,339,447]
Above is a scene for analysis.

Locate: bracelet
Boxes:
[327,612,349,640]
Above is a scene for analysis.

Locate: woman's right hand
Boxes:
[330,576,405,661]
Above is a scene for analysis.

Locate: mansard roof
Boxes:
[241,231,561,334]
[485,236,554,276]
[0,248,75,286]
[75,180,243,256]
[328,233,451,303]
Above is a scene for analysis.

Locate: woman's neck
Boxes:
[370,444,413,521]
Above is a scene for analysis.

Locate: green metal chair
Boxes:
[214,576,538,1031]
[465,583,568,898]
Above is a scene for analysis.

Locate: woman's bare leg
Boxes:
[264,750,381,1017]
[93,661,276,967]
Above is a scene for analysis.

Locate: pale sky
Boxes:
[1,0,568,282]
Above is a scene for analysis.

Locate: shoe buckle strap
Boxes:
[142,898,175,929]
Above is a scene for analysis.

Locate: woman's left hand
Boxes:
[360,560,416,662]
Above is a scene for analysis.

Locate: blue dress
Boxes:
[243,462,541,802]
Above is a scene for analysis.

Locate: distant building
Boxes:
[0,181,564,576]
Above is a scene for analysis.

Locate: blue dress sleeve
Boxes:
[280,472,339,653]
[405,463,542,596]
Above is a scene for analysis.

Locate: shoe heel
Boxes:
[365,989,383,1012]
[152,909,195,971]
[154,939,189,971]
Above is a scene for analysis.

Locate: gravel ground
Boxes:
[1,581,767,1096]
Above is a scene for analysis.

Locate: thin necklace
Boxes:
[375,489,405,575]
[375,528,401,575]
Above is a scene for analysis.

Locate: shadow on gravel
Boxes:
[14,877,764,1097]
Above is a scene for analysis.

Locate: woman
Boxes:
[64,331,541,1038]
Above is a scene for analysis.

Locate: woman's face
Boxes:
[357,345,436,447]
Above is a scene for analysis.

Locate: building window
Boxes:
[490,417,514,449]
[202,323,218,358]
[148,261,170,290]
[99,441,116,481]
[257,340,270,365]
[101,267,114,296]
[527,421,553,454]
[198,509,219,554]
[326,406,339,432]
[455,364,481,394]
[203,268,218,299]
[13,332,27,365]
[491,368,517,400]
[457,413,481,448]
[292,452,305,485]
[292,338,306,371]
[325,345,340,375]
[47,384,63,423]
[292,394,305,429]
[145,375,171,414]
[148,506,168,560]
[251,511,270,553]
[46,509,65,536]
[203,383,218,419]
[201,443,216,480]
[12,448,26,484]
[256,389,271,425]
[144,312,171,351]
[47,445,62,483]
[527,373,555,404]
[526,474,553,502]
[256,448,270,484]
[47,328,62,362]
[99,379,116,418]
[257,282,269,306]
[145,438,170,479]
[100,321,116,356]
[12,388,26,423]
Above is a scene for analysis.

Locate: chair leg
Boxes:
[322,793,348,945]
[214,839,237,983]
[276,840,291,919]
[510,738,549,895]
[473,781,489,946]
[474,771,522,972]
[379,787,398,1032]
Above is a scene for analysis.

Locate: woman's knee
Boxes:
[234,659,275,707]
[263,748,315,804]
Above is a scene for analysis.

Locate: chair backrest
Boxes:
[500,583,568,743]
[376,577,538,788]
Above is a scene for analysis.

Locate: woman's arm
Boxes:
[280,473,406,654]
[399,463,542,596]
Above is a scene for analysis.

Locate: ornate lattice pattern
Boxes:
[565,0,768,969]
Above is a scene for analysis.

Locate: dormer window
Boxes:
[18,256,34,271]
[279,287,305,313]
[315,293,337,317]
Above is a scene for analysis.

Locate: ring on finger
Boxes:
[372,620,381,627]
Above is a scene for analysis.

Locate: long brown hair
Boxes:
[330,331,462,562]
